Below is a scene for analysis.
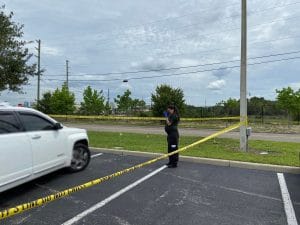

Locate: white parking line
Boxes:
[61,165,167,225]
[277,173,298,225]
[91,153,103,159]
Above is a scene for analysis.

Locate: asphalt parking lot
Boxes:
[0,150,299,225]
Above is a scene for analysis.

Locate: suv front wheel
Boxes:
[68,143,91,172]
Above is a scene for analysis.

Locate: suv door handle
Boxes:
[32,134,41,139]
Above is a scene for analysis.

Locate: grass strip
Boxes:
[88,131,300,167]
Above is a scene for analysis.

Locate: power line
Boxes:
[42,33,300,78]
[57,18,300,68]
[38,2,300,69]
[157,34,300,59]
[36,2,300,69]
[248,55,300,67]
[42,49,300,77]
[49,32,300,68]
[43,55,300,82]
[45,33,300,70]
[34,2,300,72]
[91,33,299,65]
[94,56,300,81]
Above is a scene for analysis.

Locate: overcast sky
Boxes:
[1,0,300,106]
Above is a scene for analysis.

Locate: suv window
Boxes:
[19,113,54,131]
[0,111,21,134]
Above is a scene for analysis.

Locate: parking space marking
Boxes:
[61,165,167,225]
[277,173,298,225]
[91,153,103,159]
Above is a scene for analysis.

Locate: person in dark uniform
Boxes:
[164,105,180,168]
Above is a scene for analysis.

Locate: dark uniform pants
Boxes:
[167,132,179,165]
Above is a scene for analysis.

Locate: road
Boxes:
[1,151,299,225]
[65,123,300,143]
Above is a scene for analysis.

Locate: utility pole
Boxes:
[204,98,207,117]
[36,39,41,106]
[66,60,69,88]
[107,88,110,104]
[240,0,248,151]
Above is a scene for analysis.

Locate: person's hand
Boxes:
[163,111,169,118]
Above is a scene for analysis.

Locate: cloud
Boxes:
[174,58,200,67]
[43,45,61,56]
[290,82,300,90]
[117,82,132,92]
[130,57,202,72]
[130,57,173,71]
[212,68,232,79]
[207,79,226,90]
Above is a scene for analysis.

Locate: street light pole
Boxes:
[66,60,69,88]
[240,0,248,151]
[36,39,41,106]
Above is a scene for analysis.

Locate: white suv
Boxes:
[0,106,91,192]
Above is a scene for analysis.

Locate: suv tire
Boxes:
[68,143,90,172]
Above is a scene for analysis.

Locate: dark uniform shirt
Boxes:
[165,114,179,134]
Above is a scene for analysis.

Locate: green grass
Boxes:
[88,131,300,167]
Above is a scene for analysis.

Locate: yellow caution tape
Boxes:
[181,116,240,122]
[49,114,240,122]
[0,121,244,220]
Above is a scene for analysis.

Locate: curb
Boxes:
[91,147,300,174]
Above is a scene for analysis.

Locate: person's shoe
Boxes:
[166,162,172,166]
[167,164,177,168]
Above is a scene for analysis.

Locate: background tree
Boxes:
[80,86,105,115]
[295,89,300,122]
[36,92,53,114]
[0,6,36,93]
[104,101,112,115]
[248,97,265,115]
[131,98,147,115]
[183,105,204,117]
[276,87,300,122]
[222,98,239,116]
[51,84,76,114]
[114,89,133,115]
[151,84,185,116]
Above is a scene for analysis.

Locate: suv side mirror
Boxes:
[53,122,63,130]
